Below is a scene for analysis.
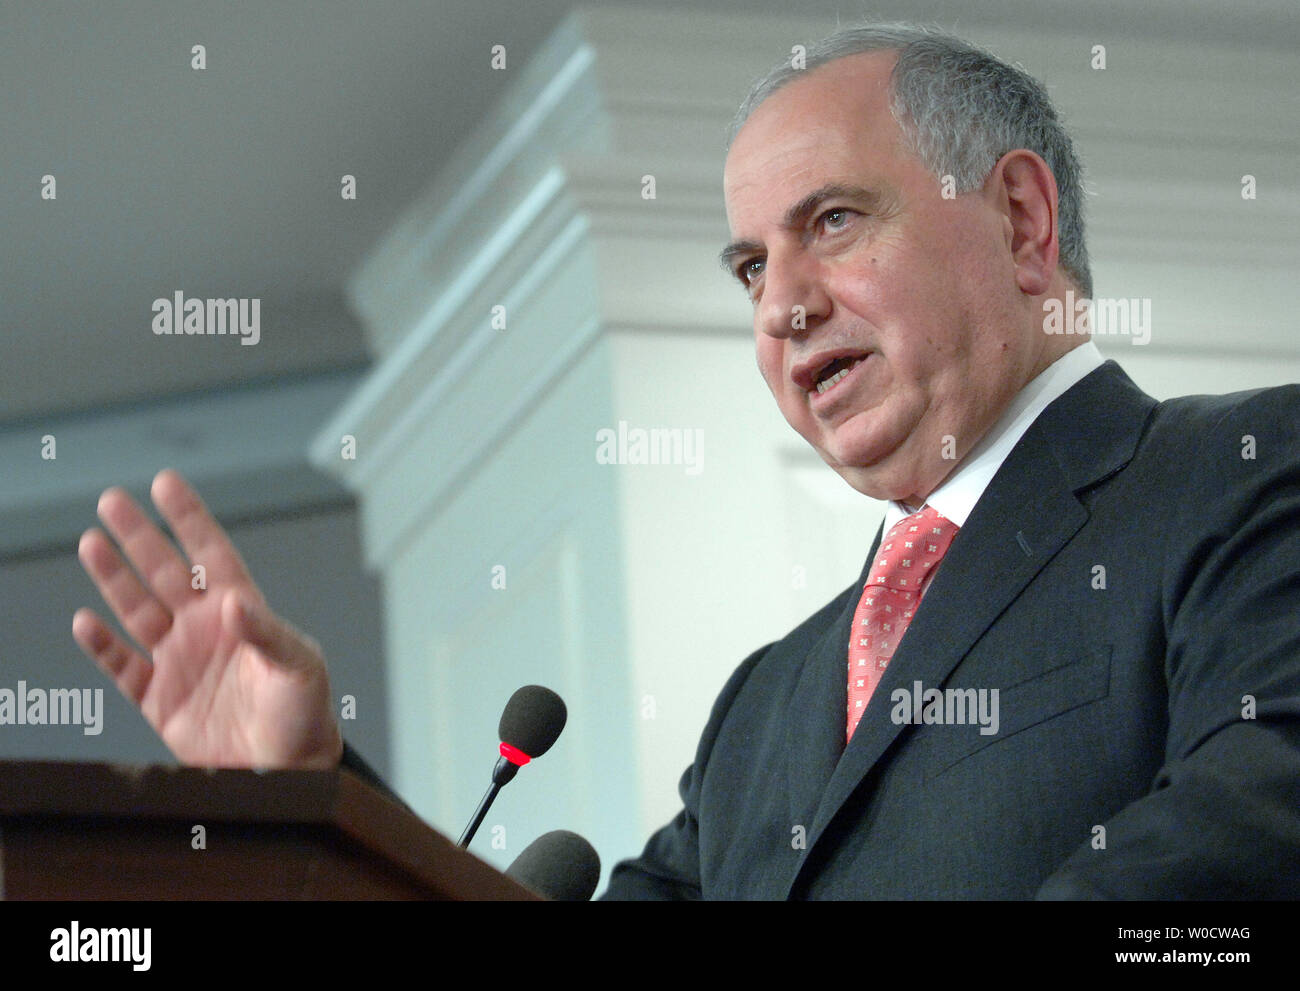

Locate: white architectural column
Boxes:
[311,7,1300,883]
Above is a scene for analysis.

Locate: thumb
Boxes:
[222,590,322,673]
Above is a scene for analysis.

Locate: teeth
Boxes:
[815,359,860,394]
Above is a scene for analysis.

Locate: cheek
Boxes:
[754,336,785,395]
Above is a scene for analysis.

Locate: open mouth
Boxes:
[814,356,866,395]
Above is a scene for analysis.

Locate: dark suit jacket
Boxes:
[601,360,1300,899]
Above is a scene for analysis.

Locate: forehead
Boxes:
[723,51,911,225]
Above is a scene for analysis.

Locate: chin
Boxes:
[818,446,884,487]
[830,464,897,501]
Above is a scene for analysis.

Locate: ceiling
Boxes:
[3,0,1297,426]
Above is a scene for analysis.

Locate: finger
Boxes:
[151,469,257,594]
[78,527,174,650]
[72,607,154,706]
[96,485,196,612]
[222,590,321,674]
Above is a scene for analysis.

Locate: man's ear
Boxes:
[986,149,1059,297]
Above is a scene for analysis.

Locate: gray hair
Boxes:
[729,23,1092,298]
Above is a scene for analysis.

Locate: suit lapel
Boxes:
[784,360,1158,895]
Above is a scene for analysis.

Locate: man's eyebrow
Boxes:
[718,238,763,274]
[718,183,885,275]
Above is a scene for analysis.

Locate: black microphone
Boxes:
[506,830,601,901]
[458,685,567,848]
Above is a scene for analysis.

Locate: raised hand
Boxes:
[72,469,343,769]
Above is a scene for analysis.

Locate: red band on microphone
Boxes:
[499,742,532,766]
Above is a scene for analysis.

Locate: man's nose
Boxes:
[755,250,831,340]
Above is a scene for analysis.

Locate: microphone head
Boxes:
[499,685,567,758]
[506,830,601,901]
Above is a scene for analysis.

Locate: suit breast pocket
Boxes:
[921,645,1112,782]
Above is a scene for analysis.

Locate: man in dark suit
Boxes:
[598,26,1300,898]
[72,24,1300,898]
[601,355,1300,898]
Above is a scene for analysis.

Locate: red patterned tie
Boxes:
[846,505,959,742]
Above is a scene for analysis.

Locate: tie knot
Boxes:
[870,506,959,593]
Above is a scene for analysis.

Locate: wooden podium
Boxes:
[0,760,540,900]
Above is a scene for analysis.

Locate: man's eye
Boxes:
[739,258,765,284]
[820,208,852,231]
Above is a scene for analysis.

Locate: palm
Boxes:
[142,590,292,765]
[73,470,340,769]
